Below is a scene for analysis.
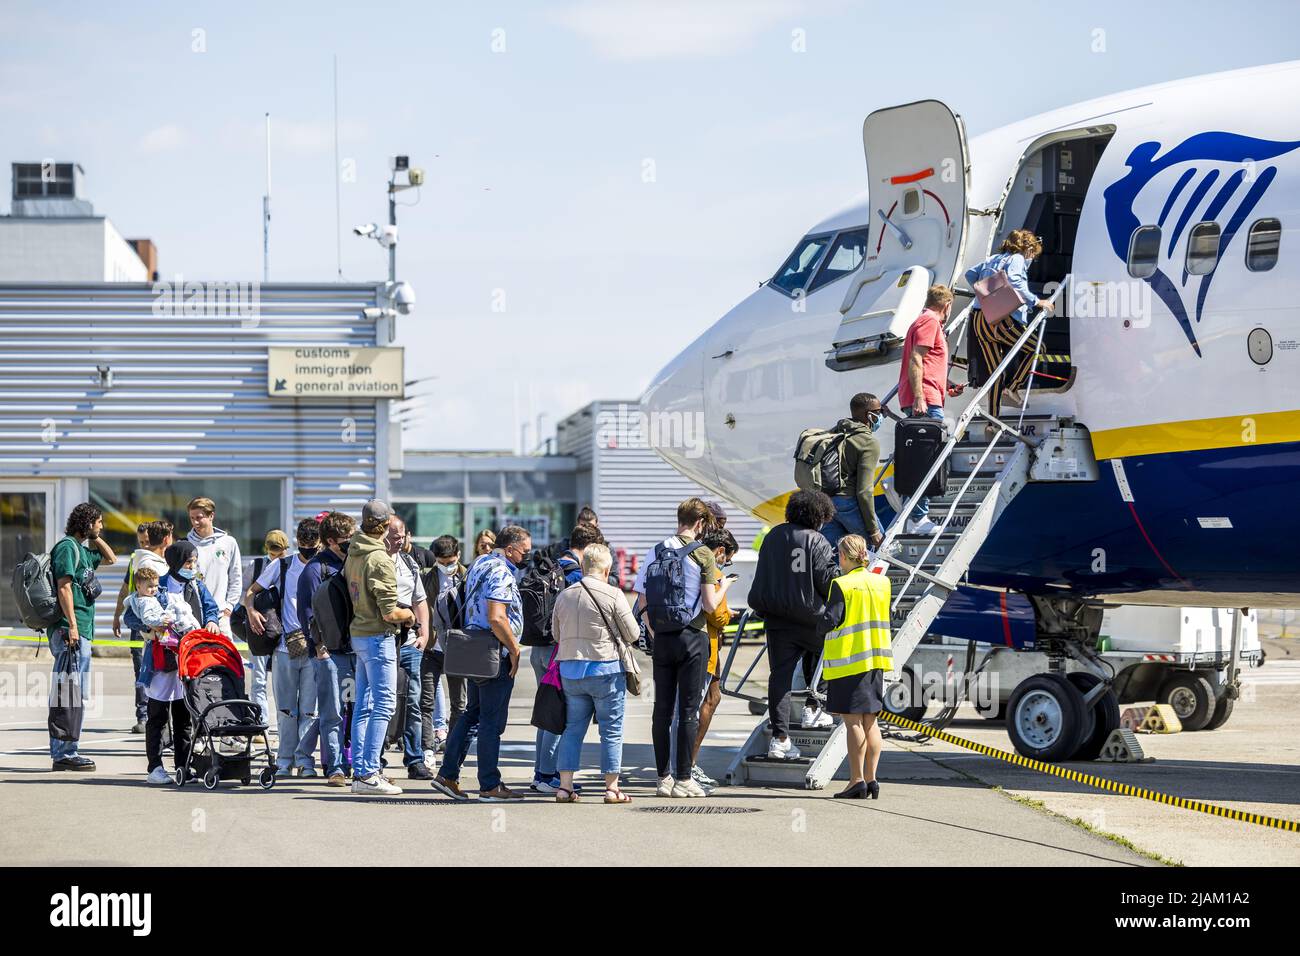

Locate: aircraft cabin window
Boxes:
[1246,218,1281,272]
[1127,225,1160,278]
[809,229,871,292]
[1186,221,1220,276]
[770,234,831,295]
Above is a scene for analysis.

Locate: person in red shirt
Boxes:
[896,285,964,535]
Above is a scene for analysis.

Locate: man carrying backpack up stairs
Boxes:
[633,498,735,798]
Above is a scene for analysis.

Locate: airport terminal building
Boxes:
[0,280,402,636]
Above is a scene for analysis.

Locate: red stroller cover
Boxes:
[178,628,245,681]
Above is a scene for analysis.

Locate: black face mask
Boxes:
[340,540,351,555]
[298,546,320,559]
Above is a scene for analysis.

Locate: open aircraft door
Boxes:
[827,100,970,371]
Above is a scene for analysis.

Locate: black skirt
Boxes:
[826,669,885,715]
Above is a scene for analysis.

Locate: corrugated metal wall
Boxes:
[0,282,383,515]
[558,400,764,555]
[0,282,386,637]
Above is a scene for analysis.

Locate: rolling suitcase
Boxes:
[894,416,949,499]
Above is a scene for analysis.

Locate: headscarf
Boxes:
[164,540,196,578]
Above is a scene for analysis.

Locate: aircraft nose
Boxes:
[641,341,711,480]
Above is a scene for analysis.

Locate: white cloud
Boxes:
[549,0,805,61]
[138,124,187,153]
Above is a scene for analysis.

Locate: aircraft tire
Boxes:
[1006,673,1088,762]
[1064,672,1120,760]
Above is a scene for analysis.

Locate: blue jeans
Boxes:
[248,654,271,723]
[439,651,515,791]
[909,404,945,522]
[557,672,627,775]
[432,679,448,731]
[351,635,397,779]
[272,651,319,771]
[48,628,91,760]
[398,643,424,766]
[822,494,869,550]
[530,647,560,777]
[314,649,355,776]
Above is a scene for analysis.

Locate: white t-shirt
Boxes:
[255,554,309,650]
[394,552,428,607]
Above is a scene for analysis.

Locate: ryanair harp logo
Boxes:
[1103,132,1300,356]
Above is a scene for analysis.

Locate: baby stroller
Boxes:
[175,628,276,790]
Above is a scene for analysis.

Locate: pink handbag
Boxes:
[973,269,1026,324]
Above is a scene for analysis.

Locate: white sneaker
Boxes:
[905,517,940,535]
[768,736,802,760]
[656,775,675,797]
[672,777,707,798]
[351,774,402,795]
[801,704,834,729]
[146,766,172,786]
[690,765,717,789]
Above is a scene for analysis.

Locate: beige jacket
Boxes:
[551,574,640,663]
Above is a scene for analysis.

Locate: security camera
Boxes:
[390,155,410,173]
[353,223,377,237]
[378,224,398,249]
[386,280,416,315]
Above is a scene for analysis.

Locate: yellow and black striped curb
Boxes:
[878,710,1300,833]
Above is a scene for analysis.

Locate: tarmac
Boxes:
[1,635,1297,867]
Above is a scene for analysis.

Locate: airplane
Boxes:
[642,60,1299,765]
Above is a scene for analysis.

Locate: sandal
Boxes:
[603,787,632,804]
[554,787,580,803]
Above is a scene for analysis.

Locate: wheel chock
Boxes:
[1096,728,1151,763]
[1119,706,1149,731]
[1137,703,1183,734]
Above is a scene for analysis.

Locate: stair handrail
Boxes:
[871,281,1065,573]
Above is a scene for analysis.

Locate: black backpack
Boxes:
[519,551,568,647]
[309,565,353,652]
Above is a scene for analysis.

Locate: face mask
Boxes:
[298,546,319,559]
[176,568,195,581]
[871,415,883,434]
[340,541,351,555]
[437,562,457,574]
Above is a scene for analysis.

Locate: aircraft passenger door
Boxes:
[827,100,969,371]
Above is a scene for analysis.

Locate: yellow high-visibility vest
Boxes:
[822,566,892,679]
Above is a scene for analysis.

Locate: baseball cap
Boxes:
[362,499,392,523]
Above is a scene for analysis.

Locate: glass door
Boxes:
[0,482,56,631]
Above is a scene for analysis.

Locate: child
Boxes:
[128,566,198,785]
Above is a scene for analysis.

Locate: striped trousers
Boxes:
[971,308,1039,419]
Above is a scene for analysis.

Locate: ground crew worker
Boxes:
[819,534,892,799]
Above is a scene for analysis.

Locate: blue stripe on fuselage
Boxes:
[966,441,1300,596]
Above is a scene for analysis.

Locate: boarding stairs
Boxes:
[723,286,1067,788]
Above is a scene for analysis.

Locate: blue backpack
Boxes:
[643,540,709,633]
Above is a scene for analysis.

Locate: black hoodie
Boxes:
[746,523,839,648]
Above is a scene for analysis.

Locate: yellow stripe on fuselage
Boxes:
[752,463,894,524]
[1090,409,1300,460]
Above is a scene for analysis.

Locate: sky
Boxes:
[2,0,1297,451]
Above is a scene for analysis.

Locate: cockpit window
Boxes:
[770,234,831,295]
[810,229,871,291]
